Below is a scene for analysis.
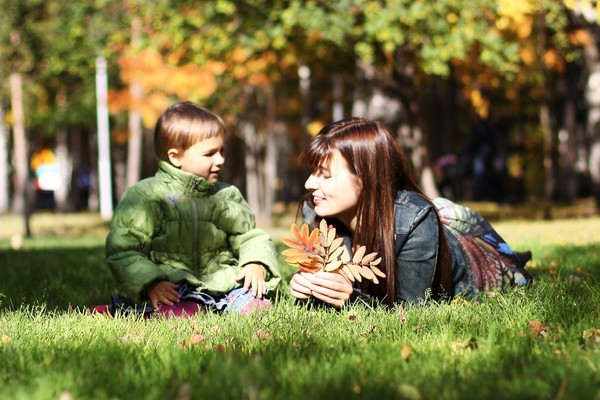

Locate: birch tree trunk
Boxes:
[54,87,72,211]
[126,17,143,188]
[95,55,114,220]
[584,28,600,210]
[0,102,9,214]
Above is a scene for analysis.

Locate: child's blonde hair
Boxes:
[154,101,225,161]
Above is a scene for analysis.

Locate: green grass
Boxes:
[0,211,599,400]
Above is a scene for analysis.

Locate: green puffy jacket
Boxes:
[106,161,281,301]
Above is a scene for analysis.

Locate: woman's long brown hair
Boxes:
[300,118,451,305]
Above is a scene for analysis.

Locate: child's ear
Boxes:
[167,148,182,167]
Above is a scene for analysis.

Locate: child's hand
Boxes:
[235,263,267,299]
[146,280,180,309]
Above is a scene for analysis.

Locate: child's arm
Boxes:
[235,263,266,298]
[106,186,167,301]
[220,186,282,291]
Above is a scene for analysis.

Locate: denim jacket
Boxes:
[393,190,469,303]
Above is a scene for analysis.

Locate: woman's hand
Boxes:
[290,270,353,307]
[289,271,315,302]
[236,263,267,298]
[146,280,180,309]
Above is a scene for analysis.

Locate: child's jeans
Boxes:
[93,284,271,318]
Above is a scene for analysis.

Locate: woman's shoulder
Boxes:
[393,190,437,232]
[394,190,434,210]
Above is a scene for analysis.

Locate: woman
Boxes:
[289,118,531,307]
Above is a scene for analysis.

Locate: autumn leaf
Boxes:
[254,328,271,341]
[529,320,548,338]
[282,219,386,284]
[582,328,599,348]
[190,334,205,345]
[397,304,407,324]
[400,344,413,361]
[451,337,478,351]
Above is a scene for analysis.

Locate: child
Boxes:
[102,101,281,317]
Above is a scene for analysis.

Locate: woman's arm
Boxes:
[395,206,440,303]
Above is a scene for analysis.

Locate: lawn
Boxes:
[0,210,598,400]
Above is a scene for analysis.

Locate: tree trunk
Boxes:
[238,85,278,223]
[583,27,600,211]
[540,100,554,219]
[0,101,9,214]
[88,129,99,212]
[95,55,114,220]
[54,86,72,211]
[10,73,28,220]
[332,73,344,122]
[240,120,260,217]
[126,16,143,188]
[557,75,578,203]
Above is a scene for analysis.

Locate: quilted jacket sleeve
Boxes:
[105,185,167,301]
[223,188,281,290]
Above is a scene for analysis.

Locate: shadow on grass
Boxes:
[0,244,114,311]
[0,240,598,313]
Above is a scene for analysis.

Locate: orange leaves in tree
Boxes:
[282,219,386,284]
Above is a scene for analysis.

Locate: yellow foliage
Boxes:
[469,89,489,119]
[446,12,459,24]
[519,47,536,66]
[569,29,593,47]
[307,120,325,137]
[516,16,533,39]
[543,49,566,73]
[497,0,539,24]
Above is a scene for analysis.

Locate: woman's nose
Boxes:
[305,174,318,190]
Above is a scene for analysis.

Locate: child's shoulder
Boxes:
[123,176,169,199]
[213,182,241,197]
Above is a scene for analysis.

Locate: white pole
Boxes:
[95,55,113,220]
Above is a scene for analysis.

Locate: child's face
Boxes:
[169,135,225,182]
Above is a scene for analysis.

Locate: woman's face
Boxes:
[304,150,360,231]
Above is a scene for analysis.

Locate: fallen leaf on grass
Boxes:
[397,304,407,324]
[451,337,478,352]
[214,344,227,352]
[190,334,205,345]
[396,383,421,400]
[529,320,548,338]
[582,328,600,348]
[254,328,271,341]
[400,344,412,361]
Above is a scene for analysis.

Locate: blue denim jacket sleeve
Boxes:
[394,191,440,304]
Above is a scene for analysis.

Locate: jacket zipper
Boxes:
[190,196,199,274]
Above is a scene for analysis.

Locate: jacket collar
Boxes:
[157,160,215,197]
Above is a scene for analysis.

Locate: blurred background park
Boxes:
[2,0,600,234]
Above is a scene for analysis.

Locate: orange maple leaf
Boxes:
[281,223,321,272]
